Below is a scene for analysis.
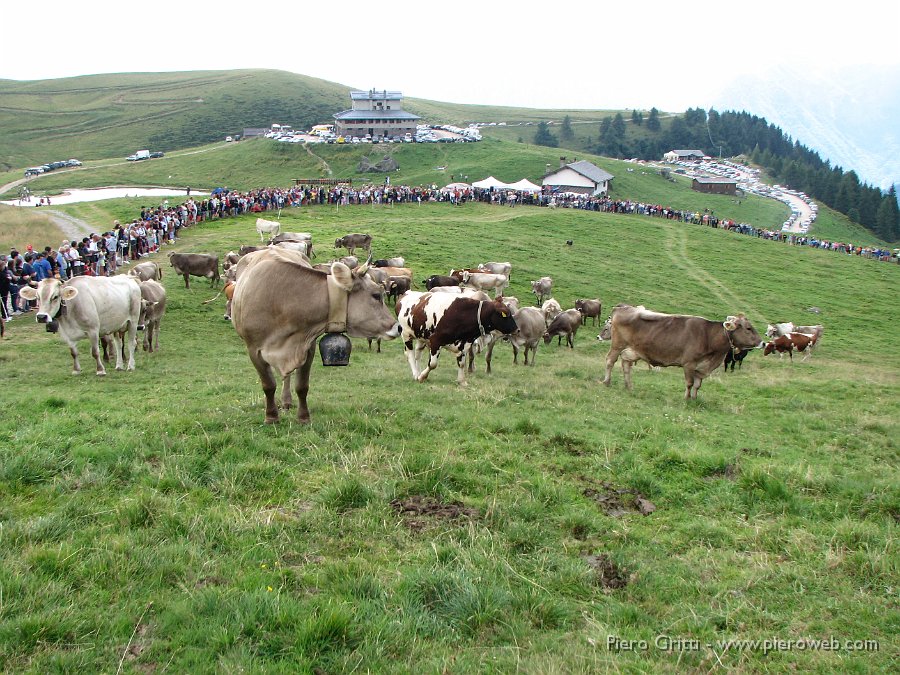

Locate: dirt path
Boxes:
[44,209,95,241]
[304,144,332,175]
[662,223,764,319]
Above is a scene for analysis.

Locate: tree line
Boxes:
[534,109,899,242]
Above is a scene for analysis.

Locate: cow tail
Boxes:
[157,266,163,281]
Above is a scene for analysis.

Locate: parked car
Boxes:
[149,151,164,158]
[66,159,82,167]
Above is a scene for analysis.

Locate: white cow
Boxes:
[19,276,142,375]
[541,298,562,324]
[256,217,281,242]
[478,261,512,278]
[460,270,509,298]
[531,276,553,305]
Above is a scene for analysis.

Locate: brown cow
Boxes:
[602,305,763,399]
[335,233,372,256]
[543,308,582,348]
[137,279,167,352]
[574,298,602,326]
[232,249,400,423]
[763,332,815,362]
[169,252,220,289]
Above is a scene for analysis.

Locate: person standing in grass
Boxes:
[104,232,118,275]
[56,243,70,280]
[0,258,14,321]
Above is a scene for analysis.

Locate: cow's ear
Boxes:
[18,286,38,301]
[331,262,353,291]
[723,320,736,331]
[61,286,79,301]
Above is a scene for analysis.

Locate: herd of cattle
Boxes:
[14,216,824,423]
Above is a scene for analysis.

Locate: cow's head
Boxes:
[489,298,518,335]
[597,317,612,341]
[763,342,777,356]
[575,299,585,312]
[18,278,77,327]
[723,314,764,350]
[332,262,401,341]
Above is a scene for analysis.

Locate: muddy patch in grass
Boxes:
[705,462,740,481]
[583,553,629,590]
[581,479,656,517]
[391,495,479,531]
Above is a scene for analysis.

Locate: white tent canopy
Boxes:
[441,182,471,191]
[508,178,542,192]
[472,176,512,189]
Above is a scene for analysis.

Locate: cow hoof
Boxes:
[96,371,107,377]
[264,416,279,424]
[72,370,82,376]
[416,373,429,383]
[281,403,293,409]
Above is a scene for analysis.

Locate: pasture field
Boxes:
[1,201,897,672]
[0,204,66,253]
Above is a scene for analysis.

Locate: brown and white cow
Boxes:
[169,252,220,289]
[763,332,815,362]
[128,261,162,282]
[232,248,401,424]
[531,277,553,305]
[397,291,517,386]
[19,276,141,375]
[574,298,602,326]
[544,308,582,348]
[602,305,763,399]
[137,279,167,352]
[335,233,372,256]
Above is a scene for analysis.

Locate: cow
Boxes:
[602,305,763,399]
[574,298,602,326]
[543,308,582,348]
[424,275,460,290]
[541,298,562,324]
[128,261,162,282]
[794,324,824,347]
[531,277,553,305]
[232,248,401,424]
[223,251,241,270]
[763,332,815,362]
[18,276,141,375]
[335,233,372,256]
[597,316,612,341]
[256,217,281,242]
[766,322,795,338]
[387,276,411,301]
[274,240,312,257]
[374,257,405,268]
[270,231,312,244]
[397,291,517,386]
[459,270,508,298]
[478,261,512,277]
[503,306,545,367]
[223,280,236,320]
[169,252,220,289]
[137,279,166,352]
[724,348,750,371]
[238,245,265,257]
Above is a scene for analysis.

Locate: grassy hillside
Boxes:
[0,70,349,171]
[0,200,897,672]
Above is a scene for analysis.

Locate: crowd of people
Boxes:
[3,181,896,321]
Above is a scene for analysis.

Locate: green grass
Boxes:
[1,200,897,672]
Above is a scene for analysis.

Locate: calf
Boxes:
[543,308,582,348]
[574,298,602,326]
[335,233,372,256]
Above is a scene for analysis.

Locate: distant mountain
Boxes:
[714,63,900,192]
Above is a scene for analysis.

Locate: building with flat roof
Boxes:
[664,149,707,162]
[692,176,737,195]
[333,89,421,140]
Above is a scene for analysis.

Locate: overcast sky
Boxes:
[2,0,898,112]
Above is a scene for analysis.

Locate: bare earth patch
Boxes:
[581,479,657,517]
[583,553,629,590]
[391,495,479,531]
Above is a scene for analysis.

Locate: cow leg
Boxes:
[602,348,622,386]
[485,337,496,374]
[248,350,279,423]
[567,333,574,349]
[621,359,635,391]
[183,274,190,290]
[90,334,107,376]
[281,371,294,409]
[293,345,316,424]
[69,343,83,375]
[124,323,137,371]
[404,340,422,379]
[417,344,442,382]
[455,351,468,386]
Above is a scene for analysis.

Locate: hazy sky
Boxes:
[2,0,898,112]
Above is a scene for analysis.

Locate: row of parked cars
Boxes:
[24,159,82,176]
[126,150,164,161]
